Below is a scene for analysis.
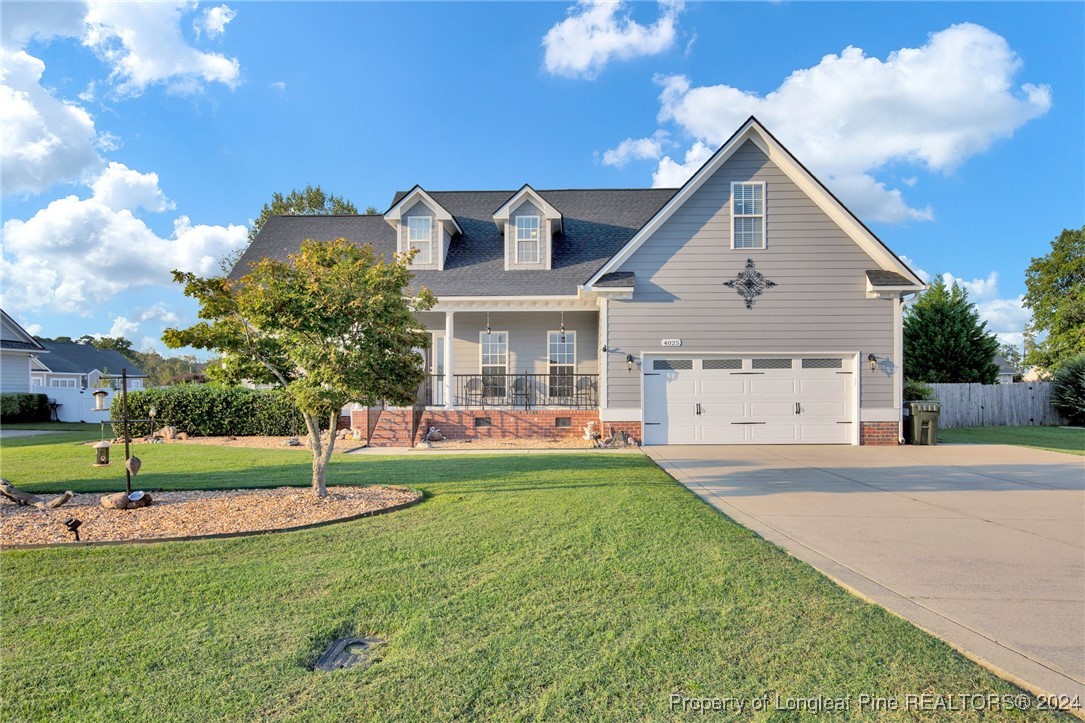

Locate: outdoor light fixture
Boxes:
[601,345,608,353]
[626,354,635,373]
[559,310,566,342]
[92,389,109,411]
[867,353,878,371]
[64,517,82,542]
[486,311,491,335]
[93,440,111,467]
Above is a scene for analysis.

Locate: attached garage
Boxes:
[642,354,857,445]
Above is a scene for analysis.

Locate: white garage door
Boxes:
[642,355,854,445]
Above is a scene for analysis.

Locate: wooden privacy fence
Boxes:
[928,382,1067,428]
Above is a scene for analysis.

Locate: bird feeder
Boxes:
[93,440,111,467]
[92,389,109,411]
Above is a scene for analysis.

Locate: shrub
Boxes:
[903,379,935,401]
[1051,354,1085,426]
[0,393,50,422]
[114,385,314,437]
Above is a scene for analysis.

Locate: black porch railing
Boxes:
[436,373,597,409]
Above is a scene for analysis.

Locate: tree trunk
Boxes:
[303,412,328,497]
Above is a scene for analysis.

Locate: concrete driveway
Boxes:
[645,444,1084,706]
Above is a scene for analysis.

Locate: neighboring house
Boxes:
[31,342,148,391]
[0,309,46,393]
[994,353,1018,384]
[236,117,926,446]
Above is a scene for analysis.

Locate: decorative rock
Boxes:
[156,426,178,441]
[177,432,189,441]
[285,437,301,446]
[424,427,444,442]
[100,491,153,510]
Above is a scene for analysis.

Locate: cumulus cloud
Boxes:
[627,24,1051,223]
[943,270,999,300]
[543,0,683,79]
[270,81,286,92]
[195,4,236,39]
[0,1,86,47]
[934,269,1030,345]
[83,1,240,96]
[1,48,103,195]
[106,303,181,344]
[899,255,930,283]
[602,131,668,167]
[1,164,247,314]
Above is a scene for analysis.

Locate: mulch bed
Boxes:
[1,486,420,547]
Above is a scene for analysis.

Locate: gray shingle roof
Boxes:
[1,340,42,351]
[232,189,676,296]
[594,271,635,288]
[39,342,147,377]
[866,270,915,287]
[994,353,1017,375]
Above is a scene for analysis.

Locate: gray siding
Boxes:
[1,352,31,393]
[416,311,597,376]
[606,140,896,411]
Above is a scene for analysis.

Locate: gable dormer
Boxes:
[384,186,462,270]
[493,185,562,271]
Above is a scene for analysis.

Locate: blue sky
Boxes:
[2,1,1082,355]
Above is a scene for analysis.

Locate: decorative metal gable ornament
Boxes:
[724,258,777,309]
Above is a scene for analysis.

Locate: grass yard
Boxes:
[940,425,1084,456]
[1,436,1064,721]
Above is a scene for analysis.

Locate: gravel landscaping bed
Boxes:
[92,435,369,453]
[1,485,420,546]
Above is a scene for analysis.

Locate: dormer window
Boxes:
[407,215,433,263]
[731,181,765,249]
[515,216,541,263]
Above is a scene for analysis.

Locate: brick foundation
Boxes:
[860,421,899,446]
[603,421,642,442]
[419,410,600,443]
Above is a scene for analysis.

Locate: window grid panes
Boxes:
[751,358,792,370]
[654,359,693,370]
[407,216,432,263]
[480,332,508,398]
[516,216,540,263]
[548,331,575,398]
[802,358,843,369]
[703,358,742,370]
[732,182,765,249]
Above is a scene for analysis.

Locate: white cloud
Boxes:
[1,48,102,195]
[651,140,713,187]
[602,131,668,167]
[1,164,247,314]
[23,322,42,336]
[942,270,999,300]
[108,316,140,338]
[634,24,1051,223]
[0,1,86,47]
[899,255,930,283]
[83,0,241,96]
[270,81,286,92]
[195,4,236,39]
[106,303,180,344]
[543,0,683,79]
[933,269,1030,345]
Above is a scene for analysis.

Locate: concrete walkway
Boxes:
[346,445,640,455]
[645,443,1085,708]
[0,429,57,438]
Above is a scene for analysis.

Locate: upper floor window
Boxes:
[407,216,433,264]
[731,182,765,250]
[515,215,541,264]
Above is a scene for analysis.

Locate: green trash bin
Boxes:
[906,400,941,445]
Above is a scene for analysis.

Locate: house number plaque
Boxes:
[661,339,683,347]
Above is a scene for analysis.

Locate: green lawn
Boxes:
[1,437,1063,721]
[940,425,1084,456]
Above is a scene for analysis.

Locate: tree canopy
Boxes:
[164,239,435,496]
[903,276,999,384]
[1023,226,1084,371]
[247,185,359,246]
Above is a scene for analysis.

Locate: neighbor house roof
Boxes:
[994,353,1017,375]
[37,342,147,377]
[233,189,677,296]
[0,309,46,352]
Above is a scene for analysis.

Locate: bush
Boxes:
[114,385,313,437]
[1051,354,1085,426]
[903,379,935,401]
[0,393,50,422]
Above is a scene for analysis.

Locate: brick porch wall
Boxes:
[420,410,600,442]
[603,421,642,442]
[860,421,899,446]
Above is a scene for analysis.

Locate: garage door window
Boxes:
[654,359,693,371]
[752,358,792,370]
[703,358,742,370]
[802,358,842,369]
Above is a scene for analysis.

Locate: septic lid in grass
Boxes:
[313,637,383,671]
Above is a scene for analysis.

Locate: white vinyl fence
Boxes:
[33,386,116,424]
[928,382,1066,428]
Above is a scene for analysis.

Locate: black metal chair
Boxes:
[511,376,531,408]
[464,376,485,407]
[575,376,596,408]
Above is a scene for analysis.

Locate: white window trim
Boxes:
[730,181,766,250]
[479,331,509,374]
[515,215,541,264]
[547,330,576,374]
[407,215,433,264]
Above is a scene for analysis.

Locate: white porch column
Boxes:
[443,310,455,409]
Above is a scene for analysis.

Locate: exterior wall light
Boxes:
[867,353,878,371]
[626,354,635,373]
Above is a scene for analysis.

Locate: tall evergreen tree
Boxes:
[903,276,1000,383]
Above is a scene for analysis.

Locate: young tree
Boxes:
[904,276,1000,384]
[164,239,435,496]
[1023,226,1084,371]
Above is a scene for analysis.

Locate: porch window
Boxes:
[515,216,540,263]
[50,378,77,388]
[548,330,575,399]
[480,331,508,399]
[407,215,433,263]
[731,181,765,249]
